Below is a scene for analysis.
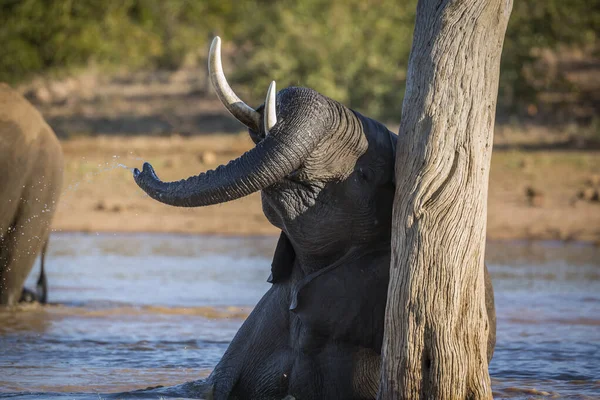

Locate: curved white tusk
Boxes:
[208,36,261,130]
[264,81,277,135]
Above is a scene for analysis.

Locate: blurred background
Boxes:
[1,0,598,132]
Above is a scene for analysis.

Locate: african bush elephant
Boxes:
[133,37,495,399]
[0,83,63,306]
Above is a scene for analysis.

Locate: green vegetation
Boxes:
[1,0,597,123]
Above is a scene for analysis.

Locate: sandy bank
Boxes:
[52,135,600,243]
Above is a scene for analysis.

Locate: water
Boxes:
[0,234,598,399]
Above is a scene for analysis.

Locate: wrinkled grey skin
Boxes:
[134,87,495,399]
[0,83,63,306]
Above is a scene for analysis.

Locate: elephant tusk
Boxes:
[264,81,277,135]
[209,36,261,131]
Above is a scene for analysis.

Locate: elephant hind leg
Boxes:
[19,287,38,303]
[0,201,51,306]
[36,239,48,303]
[18,239,48,304]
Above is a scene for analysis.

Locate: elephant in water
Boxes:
[0,83,63,306]
[133,37,495,400]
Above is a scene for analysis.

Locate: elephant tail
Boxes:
[36,239,48,304]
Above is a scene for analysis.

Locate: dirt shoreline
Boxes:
[52,135,600,244]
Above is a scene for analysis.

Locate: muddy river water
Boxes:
[0,234,598,399]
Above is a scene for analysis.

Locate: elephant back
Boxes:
[0,83,59,147]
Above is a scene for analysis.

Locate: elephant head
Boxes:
[134,37,397,269]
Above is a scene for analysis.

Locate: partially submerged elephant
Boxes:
[0,83,64,306]
[133,37,495,399]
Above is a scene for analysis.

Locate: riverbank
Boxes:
[53,134,600,243]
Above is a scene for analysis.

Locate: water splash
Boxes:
[60,154,146,203]
[116,163,134,173]
[3,153,149,236]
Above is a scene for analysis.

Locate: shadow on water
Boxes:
[0,234,598,399]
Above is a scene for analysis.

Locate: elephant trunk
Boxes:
[133,132,318,207]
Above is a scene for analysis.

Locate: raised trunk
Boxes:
[134,133,316,207]
[379,0,512,399]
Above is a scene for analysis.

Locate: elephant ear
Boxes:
[267,231,295,283]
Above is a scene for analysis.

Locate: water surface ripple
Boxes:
[0,234,598,399]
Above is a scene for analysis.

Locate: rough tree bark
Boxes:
[378,0,512,399]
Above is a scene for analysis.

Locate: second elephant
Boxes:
[0,83,63,306]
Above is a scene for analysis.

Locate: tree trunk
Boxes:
[378,0,512,399]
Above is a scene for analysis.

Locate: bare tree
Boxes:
[378,0,512,399]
